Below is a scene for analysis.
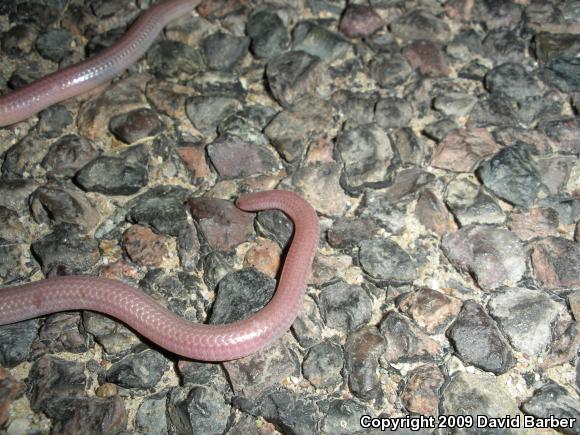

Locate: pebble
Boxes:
[293,21,351,62]
[488,287,565,356]
[433,92,478,117]
[336,123,395,192]
[530,237,580,289]
[339,4,383,38]
[398,288,462,334]
[0,368,26,427]
[390,9,451,43]
[441,372,520,429]
[344,327,386,399]
[447,300,515,374]
[444,177,505,226]
[135,393,168,435]
[109,108,164,144]
[431,128,501,172]
[374,96,413,128]
[264,95,334,163]
[188,196,254,252]
[401,364,445,416]
[246,10,289,59]
[415,189,458,235]
[266,51,327,108]
[146,40,204,79]
[35,28,72,63]
[185,95,242,137]
[522,383,580,433]
[206,134,282,178]
[106,349,169,389]
[210,269,275,324]
[379,312,443,364]
[359,239,417,283]
[320,398,373,435]
[0,320,38,367]
[75,155,149,196]
[442,225,526,290]
[302,340,343,389]
[368,54,413,88]
[41,134,99,178]
[319,281,372,333]
[476,144,544,207]
[508,207,559,241]
[402,39,450,77]
[31,223,100,274]
[201,31,249,71]
[122,225,169,268]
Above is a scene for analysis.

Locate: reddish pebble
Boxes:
[403,39,450,77]
[339,5,383,38]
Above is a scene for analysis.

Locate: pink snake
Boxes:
[0,1,321,361]
[0,191,320,361]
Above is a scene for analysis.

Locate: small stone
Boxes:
[0,320,38,367]
[530,237,580,289]
[537,155,576,195]
[344,327,386,399]
[243,238,280,278]
[202,31,249,71]
[389,127,425,166]
[41,134,99,177]
[431,128,501,173]
[210,269,275,324]
[95,383,118,398]
[168,384,230,435]
[293,21,351,62]
[233,388,317,435]
[128,189,190,237]
[415,189,458,235]
[319,281,372,333]
[374,97,413,128]
[106,349,169,389]
[75,155,148,196]
[441,372,520,424]
[287,163,350,217]
[0,206,27,242]
[445,177,505,226]
[401,365,445,416]
[442,225,526,290]
[485,62,542,100]
[447,300,515,374]
[336,123,395,192]
[522,383,580,434]
[539,117,580,154]
[266,51,328,108]
[292,295,324,349]
[508,208,559,241]
[223,340,298,399]
[265,96,335,163]
[433,92,478,117]
[369,54,413,88]
[135,393,168,435]
[339,4,383,38]
[36,28,72,62]
[207,135,282,178]
[303,340,343,389]
[32,223,100,274]
[30,182,101,231]
[482,28,526,64]
[122,225,170,268]
[320,399,372,435]
[477,144,543,207]
[0,368,26,427]
[32,312,89,357]
[391,9,452,43]
[402,39,449,77]
[36,104,74,138]
[185,95,242,137]
[188,196,254,252]
[489,287,565,356]
[109,108,164,144]
[53,396,127,435]
[146,40,204,79]
[246,10,289,59]
[424,117,460,142]
[327,217,382,249]
[359,239,417,283]
[398,288,462,334]
[542,56,580,92]
[1,24,37,55]
[379,312,443,363]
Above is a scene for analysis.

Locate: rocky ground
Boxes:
[0,0,579,433]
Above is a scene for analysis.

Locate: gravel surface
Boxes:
[0,0,579,434]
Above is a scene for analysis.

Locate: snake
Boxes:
[0,191,320,361]
[0,1,321,361]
